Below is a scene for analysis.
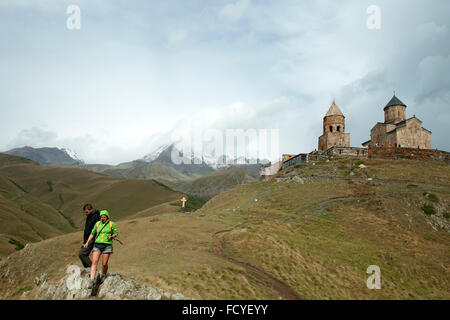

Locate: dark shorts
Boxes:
[93,243,113,254]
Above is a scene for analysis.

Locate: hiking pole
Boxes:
[113,238,124,245]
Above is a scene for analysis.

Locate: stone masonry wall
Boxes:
[368,146,449,161]
[393,120,431,149]
[326,146,368,157]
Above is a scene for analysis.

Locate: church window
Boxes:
[329,126,333,132]
[337,126,341,132]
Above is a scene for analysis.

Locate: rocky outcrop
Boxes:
[35,268,189,300]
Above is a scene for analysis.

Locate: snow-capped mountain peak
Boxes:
[142,144,172,163]
[61,148,84,164]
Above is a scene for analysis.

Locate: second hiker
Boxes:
[83,210,119,289]
[78,204,100,268]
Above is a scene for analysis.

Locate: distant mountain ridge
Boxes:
[142,144,265,174]
[146,144,215,179]
[4,146,84,167]
[4,144,263,202]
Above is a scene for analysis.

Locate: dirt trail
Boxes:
[213,229,301,300]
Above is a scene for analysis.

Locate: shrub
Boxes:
[421,205,436,215]
[151,179,174,191]
[46,180,53,192]
[294,164,302,169]
[444,212,450,219]
[185,194,206,211]
[354,160,365,166]
[423,192,439,203]
[11,286,33,297]
[8,238,24,251]
[407,184,418,188]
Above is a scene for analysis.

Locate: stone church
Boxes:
[318,100,350,151]
[362,95,431,149]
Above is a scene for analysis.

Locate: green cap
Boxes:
[100,210,110,219]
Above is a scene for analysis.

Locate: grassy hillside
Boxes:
[107,161,192,182]
[81,159,257,202]
[77,164,114,173]
[1,158,448,300]
[79,161,191,183]
[165,167,257,201]
[0,155,77,256]
[0,153,185,257]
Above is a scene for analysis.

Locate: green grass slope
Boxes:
[165,167,256,201]
[80,161,191,184]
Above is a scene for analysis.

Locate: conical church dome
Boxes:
[384,95,407,111]
[325,100,344,117]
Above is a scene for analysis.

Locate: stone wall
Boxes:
[368,146,449,161]
[308,151,329,162]
[325,146,368,157]
[308,147,368,161]
[368,123,387,147]
[392,119,431,149]
[318,132,350,151]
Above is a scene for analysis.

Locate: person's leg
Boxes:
[78,246,90,268]
[90,250,101,279]
[101,253,110,275]
[78,239,94,268]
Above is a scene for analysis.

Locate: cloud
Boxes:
[6,128,102,164]
[7,128,58,149]
[417,22,448,38]
[141,96,313,162]
[219,0,251,21]
[416,55,450,103]
[167,29,188,48]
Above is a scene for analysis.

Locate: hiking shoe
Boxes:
[88,279,95,289]
[100,274,106,283]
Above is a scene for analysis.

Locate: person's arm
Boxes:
[83,234,94,248]
[84,223,98,247]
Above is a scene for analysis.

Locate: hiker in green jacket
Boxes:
[83,210,118,289]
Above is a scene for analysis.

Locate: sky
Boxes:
[0,0,449,164]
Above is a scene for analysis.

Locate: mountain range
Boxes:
[5,147,84,167]
[2,144,263,203]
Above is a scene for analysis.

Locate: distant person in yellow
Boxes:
[83,210,118,289]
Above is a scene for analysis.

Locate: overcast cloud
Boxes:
[0,0,449,164]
